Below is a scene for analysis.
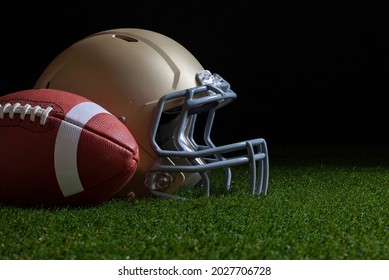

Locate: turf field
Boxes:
[0,145,388,259]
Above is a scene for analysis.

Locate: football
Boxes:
[0,88,139,207]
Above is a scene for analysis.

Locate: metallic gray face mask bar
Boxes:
[146,70,269,199]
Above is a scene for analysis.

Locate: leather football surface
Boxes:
[0,88,139,207]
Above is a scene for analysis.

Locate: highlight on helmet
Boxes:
[34,28,269,199]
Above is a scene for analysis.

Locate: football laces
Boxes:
[0,102,53,125]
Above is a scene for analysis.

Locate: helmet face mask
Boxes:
[34,28,269,199]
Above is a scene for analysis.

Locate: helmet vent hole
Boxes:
[113,34,138,43]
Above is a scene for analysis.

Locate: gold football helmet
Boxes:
[34,28,269,199]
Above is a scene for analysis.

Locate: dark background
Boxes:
[2,3,389,149]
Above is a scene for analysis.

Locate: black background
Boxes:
[2,3,389,149]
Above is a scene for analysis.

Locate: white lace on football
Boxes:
[0,102,53,125]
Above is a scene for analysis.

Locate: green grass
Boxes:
[0,145,388,260]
